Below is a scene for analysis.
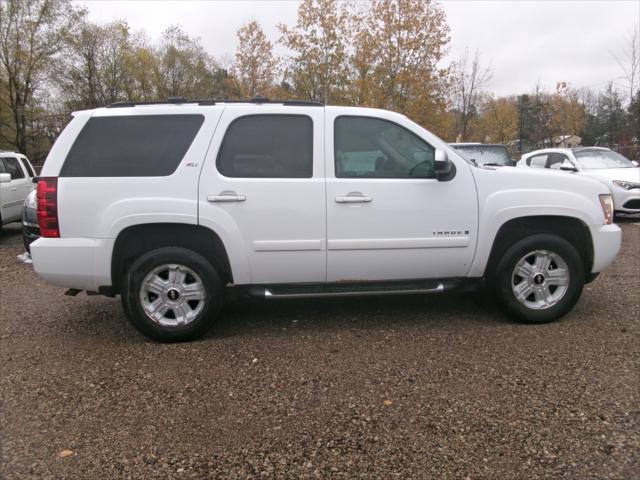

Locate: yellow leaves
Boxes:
[233,21,278,98]
[278,0,350,104]
[479,96,519,144]
[351,0,451,127]
[57,449,74,458]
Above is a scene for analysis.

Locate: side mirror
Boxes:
[434,149,455,180]
[0,173,11,184]
[632,160,639,167]
[559,159,578,172]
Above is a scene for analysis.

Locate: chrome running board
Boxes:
[262,283,445,299]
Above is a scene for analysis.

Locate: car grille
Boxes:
[622,199,640,209]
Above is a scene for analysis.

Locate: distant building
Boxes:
[554,134,581,148]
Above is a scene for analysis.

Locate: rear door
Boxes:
[0,156,30,222]
[198,106,325,285]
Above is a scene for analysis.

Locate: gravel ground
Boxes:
[1,221,639,479]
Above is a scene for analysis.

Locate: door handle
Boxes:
[11,187,17,191]
[207,191,246,203]
[335,193,372,204]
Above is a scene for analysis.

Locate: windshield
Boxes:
[573,149,635,170]
[452,145,514,166]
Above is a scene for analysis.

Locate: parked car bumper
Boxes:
[589,224,622,273]
[612,188,640,214]
[30,237,115,291]
[22,205,40,253]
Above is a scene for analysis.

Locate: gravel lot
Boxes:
[1,222,639,479]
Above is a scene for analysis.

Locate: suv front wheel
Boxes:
[122,247,223,341]
[494,234,585,323]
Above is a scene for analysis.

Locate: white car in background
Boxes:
[0,152,37,232]
[518,147,640,216]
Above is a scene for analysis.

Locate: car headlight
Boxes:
[599,194,614,224]
[612,180,640,190]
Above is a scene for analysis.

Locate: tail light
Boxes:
[37,177,60,237]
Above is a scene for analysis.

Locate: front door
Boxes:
[324,112,478,282]
[199,106,326,285]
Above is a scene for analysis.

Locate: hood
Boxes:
[471,163,611,197]
[579,167,640,183]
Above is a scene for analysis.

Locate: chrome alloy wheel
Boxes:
[140,264,206,326]
[511,250,570,310]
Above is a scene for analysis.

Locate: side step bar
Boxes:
[263,283,444,299]
[240,279,470,300]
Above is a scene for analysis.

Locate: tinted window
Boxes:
[1,157,25,179]
[335,117,435,178]
[217,115,313,178]
[19,158,35,177]
[548,153,569,169]
[61,115,204,177]
[528,154,548,168]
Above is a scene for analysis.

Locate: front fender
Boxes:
[468,188,604,277]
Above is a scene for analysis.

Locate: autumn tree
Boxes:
[57,19,134,110]
[478,95,518,144]
[451,49,491,141]
[125,36,160,101]
[0,0,81,155]
[278,0,350,103]
[154,25,218,99]
[233,21,278,98]
[549,82,586,140]
[350,0,451,136]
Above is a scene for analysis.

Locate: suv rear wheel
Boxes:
[494,234,585,323]
[121,247,222,341]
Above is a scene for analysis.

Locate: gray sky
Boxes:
[79,0,640,97]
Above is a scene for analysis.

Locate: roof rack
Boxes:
[107,96,323,108]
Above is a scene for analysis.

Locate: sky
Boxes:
[78,0,640,98]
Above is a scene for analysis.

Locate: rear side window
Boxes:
[61,115,205,177]
[20,158,35,177]
[217,115,313,178]
[527,154,548,168]
[1,157,25,179]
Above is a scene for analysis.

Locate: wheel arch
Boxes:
[111,223,233,294]
[482,216,594,280]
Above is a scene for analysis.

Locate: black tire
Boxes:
[494,234,585,324]
[121,247,223,342]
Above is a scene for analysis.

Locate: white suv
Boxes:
[0,152,36,231]
[30,99,622,341]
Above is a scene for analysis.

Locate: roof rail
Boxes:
[107,96,323,108]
